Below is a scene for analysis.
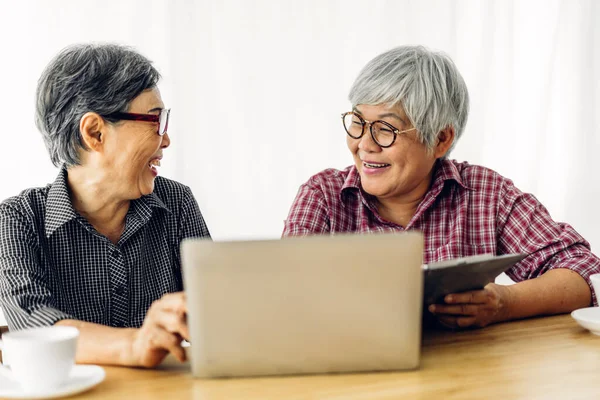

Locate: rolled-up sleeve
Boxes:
[496,180,600,305]
[0,204,72,330]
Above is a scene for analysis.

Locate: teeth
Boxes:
[364,162,388,168]
[149,159,161,167]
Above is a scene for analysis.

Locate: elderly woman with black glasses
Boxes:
[0,44,210,367]
[283,45,600,329]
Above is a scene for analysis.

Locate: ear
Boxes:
[79,112,105,152]
[433,126,455,159]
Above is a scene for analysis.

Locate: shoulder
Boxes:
[287,167,358,217]
[0,185,51,221]
[448,159,517,194]
[0,186,51,243]
[151,176,210,239]
[302,167,353,194]
[152,176,195,208]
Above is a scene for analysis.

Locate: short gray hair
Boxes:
[35,43,161,167]
[349,45,469,155]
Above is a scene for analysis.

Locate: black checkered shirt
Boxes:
[0,168,210,331]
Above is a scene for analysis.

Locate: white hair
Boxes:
[348,45,469,155]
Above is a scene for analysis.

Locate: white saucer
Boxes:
[571,307,600,335]
[0,365,105,399]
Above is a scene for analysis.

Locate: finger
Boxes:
[436,315,458,329]
[155,292,188,314]
[135,327,168,368]
[437,315,477,329]
[444,289,490,304]
[455,316,477,328]
[429,303,480,316]
[154,308,190,341]
[147,327,187,363]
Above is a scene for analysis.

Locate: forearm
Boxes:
[55,319,135,366]
[502,268,591,322]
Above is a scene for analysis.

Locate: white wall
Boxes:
[0,2,598,323]
[2,0,598,243]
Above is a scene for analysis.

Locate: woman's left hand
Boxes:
[428,283,512,329]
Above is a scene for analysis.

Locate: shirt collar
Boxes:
[431,158,472,191]
[341,165,361,194]
[130,191,171,224]
[45,168,78,238]
[119,192,171,244]
[340,165,367,206]
[339,158,472,206]
[45,168,171,238]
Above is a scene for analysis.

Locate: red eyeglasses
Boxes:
[102,109,170,136]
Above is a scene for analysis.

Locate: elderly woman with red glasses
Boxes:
[0,44,210,367]
[283,45,600,329]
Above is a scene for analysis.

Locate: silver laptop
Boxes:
[181,232,424,378]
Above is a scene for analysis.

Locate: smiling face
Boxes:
[101,87,170,198]
[347,103,451,203]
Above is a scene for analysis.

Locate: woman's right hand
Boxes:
[124,292,189,368]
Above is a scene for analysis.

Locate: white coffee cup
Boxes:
[0,326,79,393]
[590,274,600,302]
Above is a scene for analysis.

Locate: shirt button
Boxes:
[111,249,120,258]
[116,286,126,296]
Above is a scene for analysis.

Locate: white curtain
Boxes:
[1,0,599,322]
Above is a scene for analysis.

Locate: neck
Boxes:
[66,166,130,244]
[375,166,435,228]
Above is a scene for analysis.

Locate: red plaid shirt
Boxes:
[283,159,600,304]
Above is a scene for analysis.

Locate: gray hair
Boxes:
[35,43,161,167]
[348,45,469,155]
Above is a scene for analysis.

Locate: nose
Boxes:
[357,123,380,152]
[160,132,171,149]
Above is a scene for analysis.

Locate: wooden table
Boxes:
[4,314,600,399]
